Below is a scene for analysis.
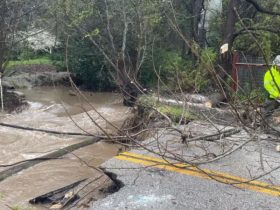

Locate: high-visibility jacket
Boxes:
[264,66,280,99]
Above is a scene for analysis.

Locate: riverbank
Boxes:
[3,64,69,89]
[2,64,70,113]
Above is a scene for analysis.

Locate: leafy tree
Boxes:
[51,0,166,105]
[220,0,280,75]
[0,0,46,73]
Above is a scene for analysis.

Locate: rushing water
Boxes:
[0,86,129,209]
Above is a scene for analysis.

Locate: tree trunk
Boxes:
[153,96,241,125]
[181,0,205,58]
[122,82,138,107]
[184,93,225,107]
[116,50,140,107]
[190,0,205,44]
[220,0,241,76]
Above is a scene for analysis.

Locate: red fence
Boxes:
[231,52,271,92]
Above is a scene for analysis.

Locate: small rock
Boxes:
[69,90,77,96]
[276,145,280,152]
[64,191,74,199]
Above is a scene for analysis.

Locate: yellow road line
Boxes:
[115,152,280,197]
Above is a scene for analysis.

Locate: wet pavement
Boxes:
[91,121,280,210]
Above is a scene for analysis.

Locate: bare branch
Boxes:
[245,0,280,16]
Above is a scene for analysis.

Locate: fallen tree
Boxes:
[184,93,225,108]
[143,96,242,125]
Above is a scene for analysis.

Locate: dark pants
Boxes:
[263,99,280,117]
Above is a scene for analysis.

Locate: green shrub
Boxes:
[150,49,193,91]
[147,48,216,93]
[234,88,267,105]
[66,38,116,91]
[191,48,217,92]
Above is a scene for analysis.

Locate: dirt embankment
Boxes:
[2,64,70,112]
[3,64,69,89]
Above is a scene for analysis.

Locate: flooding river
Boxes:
[0,86,129,209]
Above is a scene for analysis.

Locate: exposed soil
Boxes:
[2,64,70,112]
[3,64,69,90]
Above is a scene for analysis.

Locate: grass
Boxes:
[157,105,197,122]
[3,56,64,77]
[138,95,197,123]
[6,56,54,69]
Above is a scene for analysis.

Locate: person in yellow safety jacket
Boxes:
[263,55,280,115]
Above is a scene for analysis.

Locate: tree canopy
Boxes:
[1,0,280,98]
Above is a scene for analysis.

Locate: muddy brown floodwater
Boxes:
[0,86,130,209]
